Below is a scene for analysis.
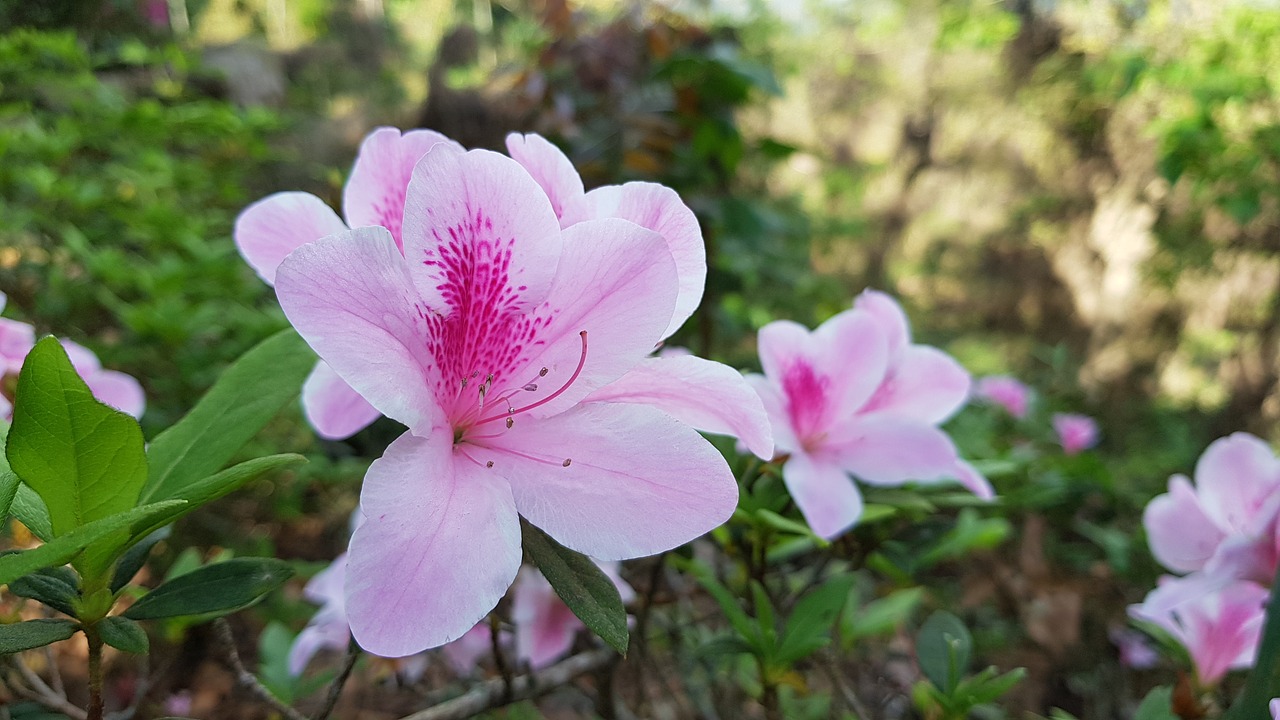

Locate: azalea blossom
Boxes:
[1130,575,1268,685]
[513,562,635,669]
[1271,697,1280,720]
[0,293,144,421]
[235,127,461,440]
[1108,626,1158,669]
[973,375,1032,419]
[1052,413,1098,455]
[1143,433,1280,583]
[745,290,991,540]
[275,142,763,656]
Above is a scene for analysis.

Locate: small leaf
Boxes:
[7,337,148,537]
[671,556,758,643]
[9,483,54,542]
[0,500,187,587]
[0,619,78,654]
[693,634,756,661]
[1133,686,1177,720]
[916,611,973,696]
[0,469,17,520]
[844,587,925,641]
[521,521,628,655]
[142,329,314,504]
[111,527,170,592]
[8,566,80,617]
[777,574,855,665]
[124,557,294,621]
[98,616,148,654]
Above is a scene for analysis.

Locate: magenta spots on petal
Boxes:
[781,359,830,449]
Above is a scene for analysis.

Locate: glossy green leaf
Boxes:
[0,469,17,520]
[0,619,78,654]
[124,557,294,621]
[142,329,313,504]
[9,483,53,541]
[8,566,80,617]
[777,574,855,665]
[0,500,186,587]
[521,521,628,655]
[1134,686,1176,720]
[6,337,148,537]
[98,616,149,654]
[916,611,972,696]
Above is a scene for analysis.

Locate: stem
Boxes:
[489,614,513,704]
[758,655,779,720]
[311,639,361,720]
[213,618,308,720]
[86,626,105,720]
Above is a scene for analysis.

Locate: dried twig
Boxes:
[310,638,360,720]
[396,648,615,720]
[4,657,88,720]
[213,618,308,720]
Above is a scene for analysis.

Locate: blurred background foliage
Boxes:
[1,0,1278,716]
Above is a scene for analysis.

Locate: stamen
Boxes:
[562,458,572,467]
[506,417,514,429]
[473,331,588,427]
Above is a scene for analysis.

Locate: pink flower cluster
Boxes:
[746,290,993,539]
[237,128,772,657]
[1131,433,1280,684]
[972,375,1100,455]
[0,292,145,422]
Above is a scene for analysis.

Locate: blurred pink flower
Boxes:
[1052,413,1098,455]
[745,290,991,540]
[513,562,635,669]
[441,623,498,677]
[1271,697,1280,719]
[236,127,461,440]
[1108,626,1158,669]
[276,143,750,656]
[161,691,192,717]
[1130,575,1268,685]
[973,375,1031,418]
[1144,433,1280,583]
[0,293,144,421]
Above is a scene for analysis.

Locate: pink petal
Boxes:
[302,361,383,440]
[85,369,146,419]
[288,621,351,676]
[442,624,493,676]
[346,431,522,656]
[1144,475,1227,574]
[853,289,910,360]
[475,403,737,560]
[1130,575,1267,685]
[276,226,446,434]
[950,460,995,500]
[504,133,585,222]
[828,414,959,486]
[0,317,35,371]
[513,566,581,669]
[403,147,563,311]
[576,183,705,338]
[1052,413,1099,455]
[861,345,970,424]
[583,355,774,460]
[504,218,679,419]
[1195,433,1280,537]
[59,339,101,373]
[343,127,460,250]
[302,553,348,607]
[744,373,798,456]
[782,452,864,539]
[974,375,1032,419]
[234,192,347,285]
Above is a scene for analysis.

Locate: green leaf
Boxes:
[0,469,17,520]
[751,582,778,663]
[671,556,758,644]
[0,501,186,588]
[521,521,628,655]
[6,337,148,537]
[7,566,80,617]
[98,616,148,654]
[124,557,294,621]
[111,527,170,592]
[0,619,79,654]
[843,587,925,641]
[693,634,756,661]
[142,329,314,504]
[1133,686,1176,720]
[777,574,855,665]
[9,483,53,541]
[916,611,973,696]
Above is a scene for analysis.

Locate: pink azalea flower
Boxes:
[745,290,992,540]
[1108,626,1158,669]
[973,375,1032,419]
[1271,697,1280,719]
[275,143,755,656]
[513,562,635,669]
[1052,412,1098,455]
[1130,575,1268,685]
[235,127,462,440]
[1143,433,1280,582]
[0,293,144,421]
[441,623,497,677]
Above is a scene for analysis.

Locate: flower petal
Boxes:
[861,345,970,424]
[346,431,522,656]
[513,567,580,669]
[235,192,348,285]
[1195,433,1280,537]
[505,132,585,222]
[276,226,445,433]
[442,624,493,676]
[288,621,351,676]
[85,369,146,419]
[744,373,798,456]
[950,460,995,500]
[782,452,864,539]
[828,414,959,486]
[343,127,460,249]
[302,361,383,440]
[0,317,35,371]
[583,355,774,460]
[576,183,705,338]
[854,289,911,359]
[476,403,737,560]
[1145,474,1227,574]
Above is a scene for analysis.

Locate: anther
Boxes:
[562,458,572,467]
[524,383,538,392]
[486,461,494,468]
[506,417,514,429]
[473,331,590,428]
[539,367,549,377]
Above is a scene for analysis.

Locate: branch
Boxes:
[310,639,360,720]
[397,649,615,720]
[213,619,308,720]
[4,658,88,720]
